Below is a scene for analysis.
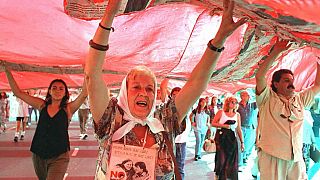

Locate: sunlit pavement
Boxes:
[185,130,258,180]
[0,121,319,180]
[0,121,97,180]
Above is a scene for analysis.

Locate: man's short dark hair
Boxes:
[271,69,294,92]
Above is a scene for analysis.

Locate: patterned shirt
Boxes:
[237,102,257,128]
[94,98,181,180]
[0,98,9,120]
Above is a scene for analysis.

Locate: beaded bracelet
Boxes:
[89,39,109,51]
[99,23,115,32]
[207,40,225,52]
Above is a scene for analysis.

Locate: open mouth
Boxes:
[136,101,147,107]
[287,86,295,90]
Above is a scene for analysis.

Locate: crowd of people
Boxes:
[1,0,320,179]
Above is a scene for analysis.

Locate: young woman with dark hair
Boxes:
[189,98,210,161]
[4,67,87,180]
[116,159,135,179]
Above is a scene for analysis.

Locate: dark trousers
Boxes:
[28,107,38,123]
[32,152,70,180]
[78,109,90,134]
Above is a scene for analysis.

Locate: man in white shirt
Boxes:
[255,40,320,180]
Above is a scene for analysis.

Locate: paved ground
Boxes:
[0,120,319,180]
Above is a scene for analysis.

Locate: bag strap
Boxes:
[162,131,182,180]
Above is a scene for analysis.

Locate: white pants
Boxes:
[258,150,307,180]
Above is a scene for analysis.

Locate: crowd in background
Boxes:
[1,0,320,179]
[1,87,320,179]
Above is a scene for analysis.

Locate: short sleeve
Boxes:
[256,86,271,107]
[299,88,315,108]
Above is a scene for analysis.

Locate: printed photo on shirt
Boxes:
[107,143,156,180]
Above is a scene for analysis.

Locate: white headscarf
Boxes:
[112,75,164,141]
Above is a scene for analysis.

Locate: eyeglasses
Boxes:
[230,101,238,104]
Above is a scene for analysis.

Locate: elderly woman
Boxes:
[84,0,246,179]
[212,96,244,180]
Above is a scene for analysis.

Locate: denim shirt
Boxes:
[237,102,257,127]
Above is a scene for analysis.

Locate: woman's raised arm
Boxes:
[175,0,246,124]
[4,65,44,110]
[84,0,123,123]
[69,80,88,115]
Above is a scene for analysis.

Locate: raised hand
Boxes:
[216,0,247,38]
[270,39,292,55]
[103,0,123,19]
[1,60,11,73]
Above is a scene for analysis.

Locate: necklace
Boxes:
[124,126,149,148]
[140,127,149,148]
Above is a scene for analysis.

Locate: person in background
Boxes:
[208,95,219,119]
[217,97,224,109]
[208,95,219,138]
[251,113,260,179]
[205,96,210,108]
[169,87,191,179]
[190,98,210,161]
[302,108,316,174]
[237,90,257,164]
[27,89,39,126]
[311,98,320,138]
[0,92,10,133]
[212,96,244,180]
[309,99,320,180]
[84,0,246,178]
[155,78,191,179]
[78,94,90,140]
[3,65,87,180]
[255,39,320,180]
[14,96,29,142]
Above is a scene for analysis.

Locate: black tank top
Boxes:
[30,106,70,159]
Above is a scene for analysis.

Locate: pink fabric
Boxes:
[0,0,319,94]
[245,0,320,25]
